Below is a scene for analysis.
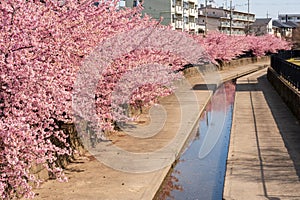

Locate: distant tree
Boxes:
[252,26,265,36]
[292,26,300,49]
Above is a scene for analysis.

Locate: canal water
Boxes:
[155,81,236,200]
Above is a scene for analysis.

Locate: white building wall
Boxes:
[121,0,198,33]
[267,20,273,34]
[279,14,300,23]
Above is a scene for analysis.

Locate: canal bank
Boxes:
[224,68,300,200]
[27,61,270,200]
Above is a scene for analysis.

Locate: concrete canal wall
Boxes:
[267,67,300,121]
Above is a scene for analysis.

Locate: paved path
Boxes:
[224,68,300,200]
[29,61,270,200]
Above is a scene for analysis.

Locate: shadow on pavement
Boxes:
[235,73,300,200]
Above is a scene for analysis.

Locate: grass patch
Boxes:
[286,58,300,66]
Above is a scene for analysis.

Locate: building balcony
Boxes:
[183,9,190,16]
[175,6,183,14]
[189,8,197,16]
[189,22,196,29]
[220,22,231,28]
[175,20,183,29]
[184,23,190,31]
[220,22,246,29]
[232,24,246,29]
[232,15,255,22]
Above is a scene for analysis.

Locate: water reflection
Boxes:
[156,81,236,200]
[157,168,183,200]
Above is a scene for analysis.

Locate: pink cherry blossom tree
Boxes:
[194,32,291,62]
[0,1,188,199]
[246,34,291,56]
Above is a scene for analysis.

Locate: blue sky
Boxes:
[198,0,300,19]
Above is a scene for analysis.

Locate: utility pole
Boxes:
[266,11,270,34]
[182,0,185,32]
[205,0,208,35]
[229,0,232,35]
[247,0,249,35]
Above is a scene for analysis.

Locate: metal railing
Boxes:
[276,50,300,60]
[271,50,300,90]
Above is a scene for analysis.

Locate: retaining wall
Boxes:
[184,56,270,78]
[218,56,270,70]
[267,67,300,121]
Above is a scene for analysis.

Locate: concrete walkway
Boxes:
[29,61,270,200]
[224,68,300,200]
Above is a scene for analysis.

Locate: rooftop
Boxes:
[284,21,299,28]
[252,18,272,26]
[198,5,255,16]
[273,20,293,28]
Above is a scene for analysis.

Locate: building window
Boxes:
[184,16,188,24]
[172,14,176,23]
[133,0,142,7]
[172,0,176,7]
[183,2,188,9]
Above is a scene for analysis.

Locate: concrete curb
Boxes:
[149,92,213,200]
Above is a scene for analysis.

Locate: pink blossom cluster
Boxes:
[194,32,291,61]
[0,0,185,199]
[96,50,184,130]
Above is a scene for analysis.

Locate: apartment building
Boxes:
[120,0,199,33]
[198,5,255,35]
[279,14,300,24]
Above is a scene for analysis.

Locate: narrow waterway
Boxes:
[155,81,236,200]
